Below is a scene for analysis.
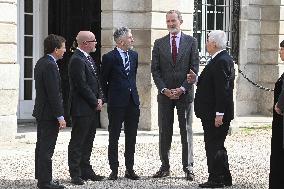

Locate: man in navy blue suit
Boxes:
[101,27,140,180]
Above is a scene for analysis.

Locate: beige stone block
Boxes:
[279,21,284,34]
[132,29,151,47]
[0,2,17,23]
[247,21,261,35]
[250,0,281,5]
[241,6,261,20]
[102,12,151,29]
[261,21,279,35]
[0,44,16,63]
[247,49,260,64]
[152,0,194,13]
[100,47,115,57]
[261,6,280,21]
[134,47,152,63]
[0,23,16,43]
[137,64,151,107]
[258,64,279,82]
[280,6,284,20]
[247,35,260,49]
[260,35,279,50]
[0,64,19,90]
[0,89,18,116]
[0,115,17,141]
[260,50,278,65]
[151,29,170,44]
[101,29,115,47]
[102,0,146,11]
[236,101,258,116]
[257,88,273,116]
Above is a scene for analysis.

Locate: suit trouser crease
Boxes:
[35,120,59,184]
[68,114,98,178]
[158,98,193,172]
[108,97,139,172]
[202,119,230,179]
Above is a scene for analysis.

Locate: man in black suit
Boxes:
[68,31,104,185]
[33,34,66,189]
[101,27,140,180]
[151,10,199,180]
[187,30,235,188]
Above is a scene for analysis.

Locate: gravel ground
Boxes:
[0,124,271,189]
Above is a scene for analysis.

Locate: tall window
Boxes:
[193,0,235,64]
[23,0,33,100]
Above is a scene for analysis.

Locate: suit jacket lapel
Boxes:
[176,33,190,65]
[75,49,97,76]
[160,34,174,66]
[114,48,128,77]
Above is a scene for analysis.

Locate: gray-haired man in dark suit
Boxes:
[151,10,199,181]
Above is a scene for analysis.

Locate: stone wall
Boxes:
[237,0,283,116]
[101,0,195,130]
[0,0,19,141]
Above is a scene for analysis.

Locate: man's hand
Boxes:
[215,115,223,127]
[96,99,103,111]
[187,69,197,84]
[58,119,66,130]
[170,88,183,99]
[275,102,283,115]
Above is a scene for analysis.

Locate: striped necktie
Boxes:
[123,52,130,75]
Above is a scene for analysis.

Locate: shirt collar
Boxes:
[116,47,127,53]
[47,54,57,63]
[77,47,90,57]
[170,31,181,39]
[211,49,225,59]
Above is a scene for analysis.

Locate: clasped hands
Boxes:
[163,88,183,99]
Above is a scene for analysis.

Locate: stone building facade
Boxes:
[0,0,283,140]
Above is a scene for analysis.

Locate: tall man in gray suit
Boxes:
[151,10,199,181]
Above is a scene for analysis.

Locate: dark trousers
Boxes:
[202,119,231,181]
[107,97,140,172]
[35,120,59,184]
[158,99,192,172]
[68,113,98,178]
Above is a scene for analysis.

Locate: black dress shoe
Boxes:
[81,173,105,181]
[199,181,224,188]
[108,172,118,180]
[37,181,65,189]
[185,170,195,181]
[125,169,140,180]
[223,173,232,186]
[71,177,84,185]
[152,169,170,178]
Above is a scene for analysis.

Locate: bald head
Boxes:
[76,31,95,45]
[76,31,97,53]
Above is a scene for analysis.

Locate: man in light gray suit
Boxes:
[151,10,199,181]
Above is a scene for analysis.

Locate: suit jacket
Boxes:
[101,48,140,107]
[151,32,200,103]
[33,55,64,121]
[68,49,103,116]
[194,50,235,121]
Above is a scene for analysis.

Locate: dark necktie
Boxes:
[172,35,177,64]
[123,52,130,75]
[87,55,96,71]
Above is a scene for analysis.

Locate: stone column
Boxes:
[101,0,195,130]
[0,0,19,141]
[237,0,281,117]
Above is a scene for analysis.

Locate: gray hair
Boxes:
[113,27,130,43]
[166,10,183,21]
[208,30,227,50]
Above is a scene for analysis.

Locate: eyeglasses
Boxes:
[85,40,97,43]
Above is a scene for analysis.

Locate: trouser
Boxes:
[35,119,59,184]
[68,114,98,178]
[158,100,193,172]
[202,119,231,181]
[107,97,140,172]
